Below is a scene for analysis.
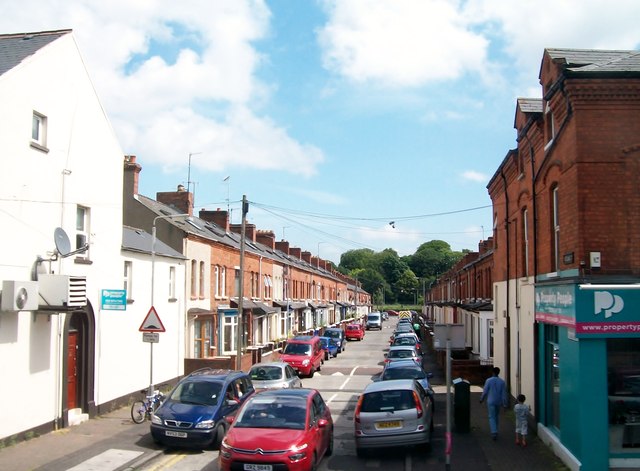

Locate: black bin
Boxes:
[453,378,471,433]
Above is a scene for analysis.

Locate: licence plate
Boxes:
[244,465,272,471]
[165,430,188,438]
[376,420,402,429]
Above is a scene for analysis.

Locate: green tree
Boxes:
[395,268,420,303]
[339,248,375,272]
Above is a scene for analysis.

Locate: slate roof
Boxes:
[0,30,71,77]
[122,226,185,259]
[546,48,640,75]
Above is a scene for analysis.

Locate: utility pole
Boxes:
[235,195,248,370]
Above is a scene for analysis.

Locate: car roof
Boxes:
[363,379,416,393]
[253,388,316,400]
[288,335,317,343]
[324,327,343,332]
[249,361,289,369]
[184,368,247,383]
[384,359,422,369]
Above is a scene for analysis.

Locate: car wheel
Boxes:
[310,452,318,471]
[308,368,315,378]
[213,423,226,450]
[325,428,334,456]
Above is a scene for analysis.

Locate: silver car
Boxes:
[248,362,303,390]
[354,379,433,457]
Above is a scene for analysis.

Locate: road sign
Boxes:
[142,332,160,343]
[139,306,166,332]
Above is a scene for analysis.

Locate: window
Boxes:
[220,266,226,297]
[552,186,560,272]
[169,266,176,299]
[76,206,90,259]
[607,339,640,452]
[199,261,205,298]
[124,261,133,300]
[223,313,238,354]
[544,101,555,148]
[214,266,220,297]
[191,260,197,298]
[234,268,241,297]
[31,111,48,151]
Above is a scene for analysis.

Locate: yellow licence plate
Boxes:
[376,420,402,429]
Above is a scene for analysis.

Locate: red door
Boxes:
[67,331,78,409]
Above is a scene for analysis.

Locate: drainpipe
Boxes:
[500,167,512,400]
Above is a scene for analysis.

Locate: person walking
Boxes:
[514,394,530,446]
[479,367,509,440]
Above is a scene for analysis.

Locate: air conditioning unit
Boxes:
[38,274,87,310]
[1,280,39,311]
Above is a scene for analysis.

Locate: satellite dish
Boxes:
[54,227,72,256]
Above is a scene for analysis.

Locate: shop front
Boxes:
[535,283,640,470]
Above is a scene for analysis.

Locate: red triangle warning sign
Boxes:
[139,306,166,332]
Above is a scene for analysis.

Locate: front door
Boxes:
[67,330,78,409]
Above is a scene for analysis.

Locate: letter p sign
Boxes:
[594,291,624,319]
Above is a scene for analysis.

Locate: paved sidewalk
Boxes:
[422,341,568,470]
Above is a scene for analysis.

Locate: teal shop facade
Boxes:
[536,282,640,470]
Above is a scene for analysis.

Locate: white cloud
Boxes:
[0,0,325,176]
[461,170,488,182]
[317,0,490,87]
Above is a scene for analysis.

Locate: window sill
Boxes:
[30,141,49,153]
[74,257,93,265]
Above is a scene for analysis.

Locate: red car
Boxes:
[345,323,365,341]
[219,388,333,471]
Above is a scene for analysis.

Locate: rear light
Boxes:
[354,395,363,423]
[413,391,423,418]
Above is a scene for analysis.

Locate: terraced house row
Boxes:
[426,48,640,470]
[0,29,369,445]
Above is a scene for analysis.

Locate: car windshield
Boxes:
[347,325,360,330]
[361,390,415,412]
[382,367,426,380]
[250,366,283,381]
[170,380,222,406]
[368,314,380,321]
[235,397,307,429]
[324,330,341,339]
[388,349,416,359]
[393,337,416,346]
[283,343,312,355]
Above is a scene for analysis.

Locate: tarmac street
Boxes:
[0,320,569,471]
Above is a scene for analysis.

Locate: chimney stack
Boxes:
[230,223,256,242]
[123,155,141,197]
[256,230,276,249]
[199,208,229,232]
[157,185,193,216]
[275,240,290,255]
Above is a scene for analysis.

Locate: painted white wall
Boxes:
[0,32,187,439]
[185,240,211,358]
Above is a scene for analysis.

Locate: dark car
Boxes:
[379,360,435,409]
[323,327,346,353]
[319,336,339,360]
[151,368,254,449]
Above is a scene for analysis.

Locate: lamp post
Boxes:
[150,213,188,396]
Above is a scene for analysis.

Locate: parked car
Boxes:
[151,368,254,449]
[382,312,389,321]
[248,362,303,390]
[280,335,324,378]
[354,379,433,456]
[323,327,346,353]
[391,333,422,354]
[345,323,365,341]
[319,336,339,359]
[219,388,334,471]
[379,360,435,409]
[384,346,421,369]
[366,312,383,330]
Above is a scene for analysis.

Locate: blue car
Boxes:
[151,368,255,449]
[319,336,339,360]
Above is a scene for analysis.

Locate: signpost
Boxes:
[139,306,165,395]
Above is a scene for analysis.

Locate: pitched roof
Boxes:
[0,30,71,77]
[546,48,640,75]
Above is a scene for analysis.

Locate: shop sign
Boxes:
[535,284,576,327]
[575,287,640,338]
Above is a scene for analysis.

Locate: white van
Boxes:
[366,312,383,330]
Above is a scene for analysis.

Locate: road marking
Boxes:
[66,449,143,471]
[327,392,339,403]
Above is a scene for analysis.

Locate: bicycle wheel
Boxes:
[131,400,146,423]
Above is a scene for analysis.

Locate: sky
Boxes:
[4,0,640,264]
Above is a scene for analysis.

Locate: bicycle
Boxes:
[131,389,164,424]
